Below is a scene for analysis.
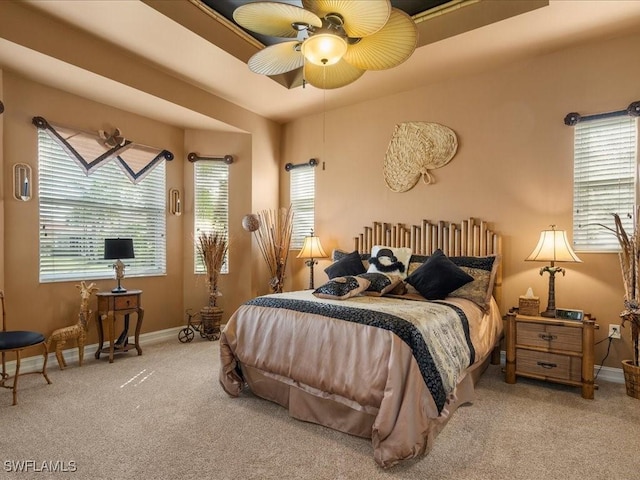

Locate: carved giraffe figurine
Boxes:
[46,281,99,370]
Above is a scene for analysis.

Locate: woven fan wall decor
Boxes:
[383,122,458,192]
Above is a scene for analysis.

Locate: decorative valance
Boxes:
[32,116,173,184]
[564,101,640,126]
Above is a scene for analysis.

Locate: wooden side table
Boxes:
[505,311,598,399]
[95,290,144,363]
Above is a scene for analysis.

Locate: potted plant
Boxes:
[610,213,640,399]
[197,228,228,340]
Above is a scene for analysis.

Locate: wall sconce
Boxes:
[13,163,32,201]
[169,188,182,216]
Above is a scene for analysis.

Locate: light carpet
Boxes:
[1,339,639,480]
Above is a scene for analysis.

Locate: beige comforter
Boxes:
[220,291,502,467]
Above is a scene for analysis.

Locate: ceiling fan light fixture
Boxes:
[301,33,347,66]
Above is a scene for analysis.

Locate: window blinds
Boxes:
[290,166,315,249]
[573,115,637,252]
[194,162,229,273]
[38,130,166,282]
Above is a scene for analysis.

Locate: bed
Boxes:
[220,218,503,468]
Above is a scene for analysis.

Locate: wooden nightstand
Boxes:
[505,311,598,399]
[95,290,144,363]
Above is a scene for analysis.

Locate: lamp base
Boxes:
[540,309,556,318]
[111,285,127,294]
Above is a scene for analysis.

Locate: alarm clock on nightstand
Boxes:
[555,308,584,321]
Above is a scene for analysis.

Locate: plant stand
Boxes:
[200,306,222,341]
[622,360,640,399]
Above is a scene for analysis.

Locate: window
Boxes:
[290,166,315,249]
[194,162,229,273]
[573,114,637,252]
[38,130,166,282]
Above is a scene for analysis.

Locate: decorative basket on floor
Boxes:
[622,360,640,399]
[200,306,222,341]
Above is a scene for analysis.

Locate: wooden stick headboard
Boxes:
[353,217,503,306]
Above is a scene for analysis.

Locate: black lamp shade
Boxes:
[104,238,135,260]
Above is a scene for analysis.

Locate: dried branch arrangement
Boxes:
[254,207,294,293]
[610,212,640,366]
[197,229,228,307]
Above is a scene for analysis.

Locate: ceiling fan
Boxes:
[233,0,418,89]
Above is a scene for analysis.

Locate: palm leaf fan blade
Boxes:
[302,0,390,38]
[234,2,321,38]
[343,9,417,71]
[304,59,364,89]
[248,42,304,75]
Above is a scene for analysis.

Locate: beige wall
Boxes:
[2,73,185,340]
[182,129,254,317]
[282,31,640,368]
[0,71,279,343]
[1,1,638,370]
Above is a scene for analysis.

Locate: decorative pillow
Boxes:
[357,272,404,296]
[408,254,429,276]
[405,249,474,300]
[325,250,367,279]
[449,255,500,311]
[367,246,412,279]
[313,276,371,300]
[332,249,369,271]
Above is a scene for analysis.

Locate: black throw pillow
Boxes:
[406,249,474,300]
[324,250,366,279]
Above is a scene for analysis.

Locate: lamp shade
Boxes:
[104,238,135,260]
[525,227,581,263]
[297,235,327,260]
[302,33,348,66]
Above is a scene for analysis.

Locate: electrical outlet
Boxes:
[609,324,621,339]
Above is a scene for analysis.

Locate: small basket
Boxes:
[622,360,640,400]
[519,296,540,316]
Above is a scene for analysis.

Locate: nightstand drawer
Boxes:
[517,349,581,382]
[114,295,139,310]
[517,322,582,352]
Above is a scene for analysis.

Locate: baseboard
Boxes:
[7,336,626,385]
[594,365,625,384]
[2,326,183,376]
[498,350,624,384]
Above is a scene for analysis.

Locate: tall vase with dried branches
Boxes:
[197,229,228,340]
[610,213,640,398]
[244,207,294,294]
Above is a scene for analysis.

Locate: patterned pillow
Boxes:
[406,249,474,300]
[449,255,500,312]
[324,250,367,279]
[367,246,412,279]
[357,272,405,296]
[408,254,429,275]
[313,276,371,300]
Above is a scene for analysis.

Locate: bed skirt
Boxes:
[236,345,499,466]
